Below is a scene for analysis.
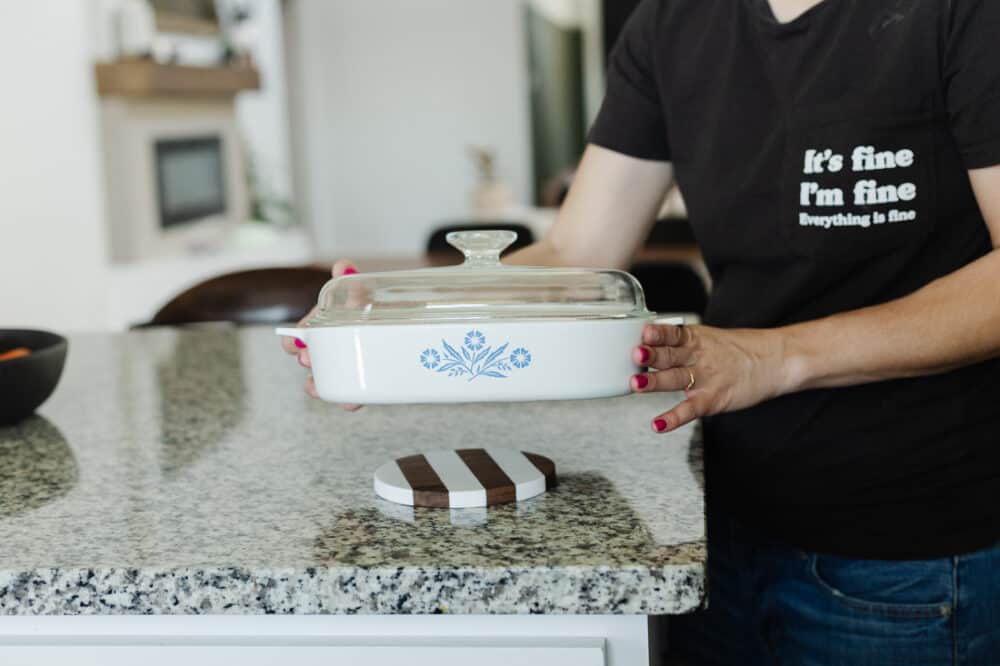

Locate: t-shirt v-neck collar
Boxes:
[746,0,841,33]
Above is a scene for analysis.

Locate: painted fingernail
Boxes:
[653,418,668,432]
[633,374,649,390]
[294,338,307,349]
[343,267,358,275]
[638,347,650,363]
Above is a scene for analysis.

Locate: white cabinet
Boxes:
[0,615,652,666]
[0,638,604,666]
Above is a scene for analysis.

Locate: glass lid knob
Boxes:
[446,229,517,267]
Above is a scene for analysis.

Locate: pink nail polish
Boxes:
[294,338,306,349]
[638,347,650,363]
[343,267,358,275]
[653,418,668,432]
[633,374,649,390]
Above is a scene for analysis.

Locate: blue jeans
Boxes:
[670,515,1000,665]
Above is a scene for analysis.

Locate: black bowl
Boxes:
[0,329,68,426]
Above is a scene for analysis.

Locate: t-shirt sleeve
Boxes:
[587,0,670,161]
[944,0,1000,169]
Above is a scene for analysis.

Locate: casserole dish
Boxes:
[276,230,684,404]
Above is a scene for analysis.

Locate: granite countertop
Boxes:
[0,327,705,616]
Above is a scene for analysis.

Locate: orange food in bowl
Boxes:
[0,347,31,362]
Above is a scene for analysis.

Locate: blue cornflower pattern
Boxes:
[464,330,486,351]
[510,348,532,368]
[419,348,441,369]
[420,330,533,381]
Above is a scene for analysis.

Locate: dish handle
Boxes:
[275,327,309,344]
[650,313,701,326]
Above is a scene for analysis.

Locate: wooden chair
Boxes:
[142,266,331,327]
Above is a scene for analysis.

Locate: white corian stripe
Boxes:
[373,460,415,507]
[424,449,487,508]
[485,447,547,502]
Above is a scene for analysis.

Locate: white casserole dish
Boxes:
[277,230,686,404]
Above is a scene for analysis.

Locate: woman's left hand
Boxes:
[631,323,792,433]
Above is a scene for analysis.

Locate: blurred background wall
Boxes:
[1,0,662,333]
[286,0,533,255]
[0,2,110,330]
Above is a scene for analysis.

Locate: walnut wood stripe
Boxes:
[523,452,558,490]
[396,454,449,508]
[455,448,517,505]
[375,448,556,509]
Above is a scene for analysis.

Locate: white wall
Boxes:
[227,0,295,216]
[288,0,533,256]
[0,1,298,332]
[0,1,110,331]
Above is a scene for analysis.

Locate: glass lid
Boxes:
[308,229,650,326]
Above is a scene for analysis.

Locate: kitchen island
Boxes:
[0,327,705,665]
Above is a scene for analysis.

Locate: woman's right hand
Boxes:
[280,258,363,410]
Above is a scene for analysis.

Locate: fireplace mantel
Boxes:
[95,59,260,98]
[97,87,250,263]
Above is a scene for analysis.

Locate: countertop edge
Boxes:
[0,560,706,616]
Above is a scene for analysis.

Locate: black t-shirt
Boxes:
[589,0,1000,559]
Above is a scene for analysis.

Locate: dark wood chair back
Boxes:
[143,266,331,327]
[628,261,709,317]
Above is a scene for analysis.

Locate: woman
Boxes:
[284,0,1000,662]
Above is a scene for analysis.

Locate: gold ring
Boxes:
[685,369,695,391]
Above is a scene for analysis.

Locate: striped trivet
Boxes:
[373,448,557,508]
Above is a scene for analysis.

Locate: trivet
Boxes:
[374,448,556,508]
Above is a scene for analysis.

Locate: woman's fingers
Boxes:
[636,325,786,435]
[281,304,317,354]
[633,343,693,370]
[304,374,319,399]
[631,367,695,393]
[281,260,356,355]
[297,347,311,368]
[290,260,363,411]
[330,259,367,310]
[630,368,693,393]
[642,323,691,347]
[651,398,701,433]
[281,337,301,354]
[283,260,363,400]
[332,259,357,278]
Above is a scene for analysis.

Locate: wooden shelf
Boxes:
[95,60,260,98]
[154,12,220,36]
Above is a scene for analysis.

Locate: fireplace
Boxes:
[98,90,250,263]
[155,136,227,228]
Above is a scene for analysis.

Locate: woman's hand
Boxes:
[630,323,791,433]
[280,259,362,409]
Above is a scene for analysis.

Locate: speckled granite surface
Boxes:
[0,328,705,615]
